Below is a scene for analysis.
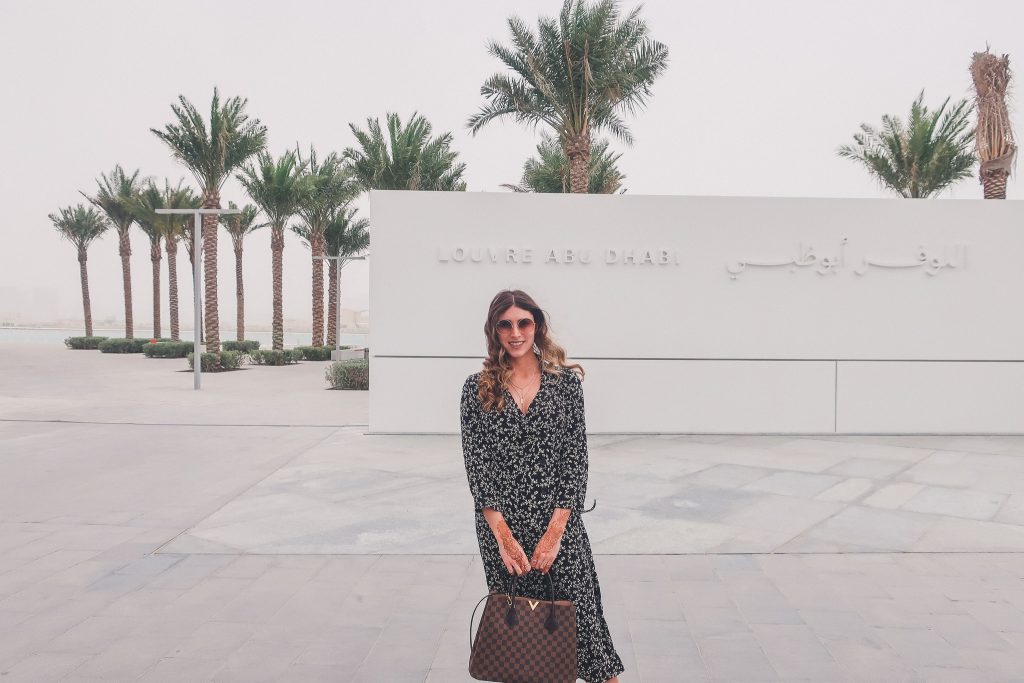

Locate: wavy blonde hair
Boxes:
[477,289,584,413]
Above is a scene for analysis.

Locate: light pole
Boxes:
[313,253,367,359]
[156,207,240,390]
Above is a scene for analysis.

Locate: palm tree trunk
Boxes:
[119,229,133,338]
[981,161,1011,199]
[312,232,325,347]
[327,259,338,348]
[566,131,592,194]
[151,242,162,338]
[185,233,203,345]
[166,236,179,342]
[201,191,221,352]
[271,226,285,351]
[234,240,245,342]
[78,248,93,338]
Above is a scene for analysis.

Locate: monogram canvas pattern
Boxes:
[461,367,625,682]
[469,592,578,683]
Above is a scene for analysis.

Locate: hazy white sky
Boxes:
[2,0,1022,329]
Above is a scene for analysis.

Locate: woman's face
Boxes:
[495,305,536,360]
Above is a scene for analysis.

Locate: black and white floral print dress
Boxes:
[461,363,625,683]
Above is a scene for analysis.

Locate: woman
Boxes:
[461,289,625,683]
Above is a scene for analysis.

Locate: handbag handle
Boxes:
[469,569,558,652]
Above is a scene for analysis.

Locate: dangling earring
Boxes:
[532,342,540,355]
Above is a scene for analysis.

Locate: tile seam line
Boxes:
[147,551,1024,557]
[374,355,1024,362]
[151,426,349,556]
[0,418,366,428]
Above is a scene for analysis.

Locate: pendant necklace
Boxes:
[508,370,540,412]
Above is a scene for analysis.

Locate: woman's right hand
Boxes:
[493,518,531,575]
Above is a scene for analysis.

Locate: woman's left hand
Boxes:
[530,527,563,574]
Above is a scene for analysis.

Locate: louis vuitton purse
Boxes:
[468,568,578,683]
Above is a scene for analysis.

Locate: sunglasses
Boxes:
[496,318,535,334]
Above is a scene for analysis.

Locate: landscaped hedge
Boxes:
[98,337,172,354]
[250,349,301,366]
[222,340,261,352]
[294,345,351,361]
[326,359,369,390]
[143,341,194,358]
[64,336,109,350]
[186,350,243,371]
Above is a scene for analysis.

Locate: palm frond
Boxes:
[81,165,148,234]
[469,0,667,190]
[152,87,268,195]
[236,150,310,230]
[49,204,110,251]
[837,90,976,198]
[343,112,466,191]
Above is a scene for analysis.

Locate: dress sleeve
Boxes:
[552,369,588,511]
[460,375,503,514]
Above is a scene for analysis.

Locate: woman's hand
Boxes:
[530,528,563,574]
[531,513,566,574]
[493,518,531,575]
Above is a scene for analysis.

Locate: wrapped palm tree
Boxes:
[49,205,109,337]
[503,132,626,193]
[970,49,1017,199]
[220,202,266,343]
[468,0,668,193]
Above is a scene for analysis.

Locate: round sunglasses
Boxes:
[496,318,535,334]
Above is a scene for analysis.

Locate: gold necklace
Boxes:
[507,370,540,411]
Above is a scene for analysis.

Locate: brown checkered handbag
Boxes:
[468,568,577,682]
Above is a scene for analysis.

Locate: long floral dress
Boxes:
[461,363,625,683]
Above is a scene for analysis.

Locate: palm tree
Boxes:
[237,150,309,351]
[220,201,266,342]
[837,91,976,198]
[49,205,109,338]
[151,88,267,352]
[970,49,1017,199]
[82,165,146,338]
[342,112,467,191]
[129,180,198,340]
[502,132,626,193]
[295,147,360,346]
[129,183,168,338]
[468,0,668,193]
[161,184,200,342]
[323,207,370,347]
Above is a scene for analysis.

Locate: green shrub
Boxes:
[98,337,171,354]
[144,341,194,358]
[294,345,338,361]
[326,359,369,390]
[64,336,109,350]
[186,350,242,371]
[222,340,261,352]
[250,349,301,366]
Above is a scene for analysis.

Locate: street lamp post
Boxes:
[156,207,240,390]
[313,253,367,359]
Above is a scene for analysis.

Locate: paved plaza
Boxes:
[1,343,1024,681]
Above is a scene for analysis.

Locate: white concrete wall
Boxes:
[367,190,1024,434]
